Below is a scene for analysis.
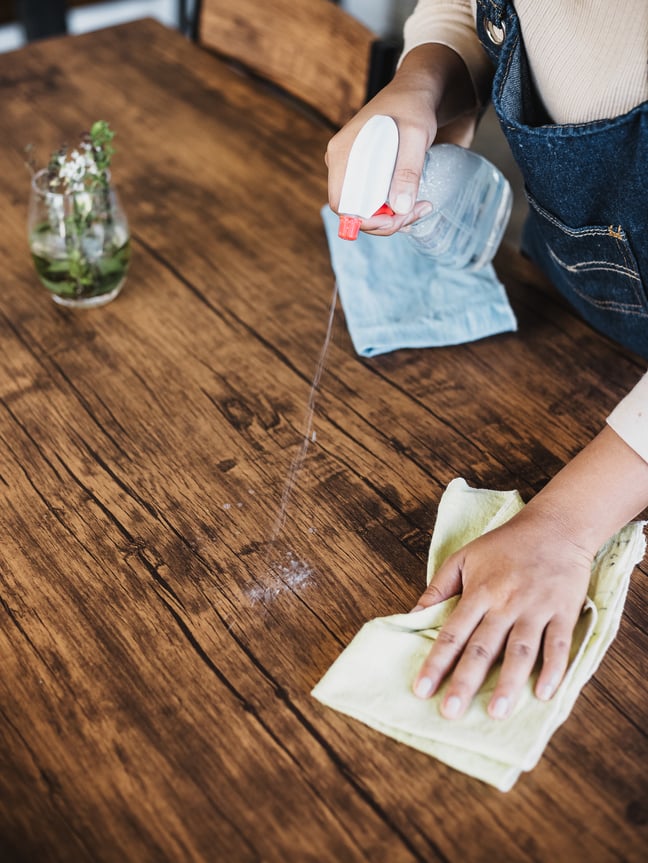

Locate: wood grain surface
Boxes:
[0,19,646,863]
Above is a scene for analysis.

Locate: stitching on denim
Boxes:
[527,196,601,236]
[533,192,647,308]
[496,30,518,106]
[546,247,647,315]
[610,223,647,306]
[527,199,641,264]
[546,248,640,280]
[476,0,505,18]
[538,202,648,312]
[614,227,633,274]
[499,114,648,136]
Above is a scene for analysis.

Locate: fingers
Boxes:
[412,598,487,702]
[359,200,433,236]
[486,619,545,719]
[485,614,577,717]
[535,616,576,701]
[414,608,513,715]
[413,610,579,720]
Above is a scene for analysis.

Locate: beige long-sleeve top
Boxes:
[402,0,648,462]
[402,0,648,124]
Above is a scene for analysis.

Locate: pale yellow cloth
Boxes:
[312,479,646,791]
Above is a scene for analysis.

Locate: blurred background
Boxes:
[0,0,417,53]
[0,1,177,51]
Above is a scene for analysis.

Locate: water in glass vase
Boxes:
[30,227,131,308]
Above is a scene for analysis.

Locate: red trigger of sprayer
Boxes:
[374,203,396,217]
[337,203,396,240]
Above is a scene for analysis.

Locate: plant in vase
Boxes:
[27,121,131,308]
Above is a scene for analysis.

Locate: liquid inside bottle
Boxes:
[405,144,513,270]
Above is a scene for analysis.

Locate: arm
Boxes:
[412,423,648,719]
[326,41,479,235]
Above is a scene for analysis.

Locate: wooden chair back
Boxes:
[196,0,382,127]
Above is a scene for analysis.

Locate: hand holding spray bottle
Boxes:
[337,115,512,271]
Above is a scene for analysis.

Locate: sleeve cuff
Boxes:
[606,372,648,463]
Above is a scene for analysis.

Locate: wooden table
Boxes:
[0,18,646,863]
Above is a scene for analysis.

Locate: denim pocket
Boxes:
[526,192,648,316]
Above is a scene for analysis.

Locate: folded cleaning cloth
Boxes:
[321,206,517,357]
[312,478,647,791]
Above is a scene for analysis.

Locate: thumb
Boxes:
[410,552,463,611]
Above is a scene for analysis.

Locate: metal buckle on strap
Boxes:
[485,19,506,45]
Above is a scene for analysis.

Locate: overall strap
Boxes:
[475,0,515,65]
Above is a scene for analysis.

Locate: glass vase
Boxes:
[28,169,131,308]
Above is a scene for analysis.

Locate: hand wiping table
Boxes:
[312,478,646,791]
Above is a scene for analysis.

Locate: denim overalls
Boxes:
[475,0,648,359]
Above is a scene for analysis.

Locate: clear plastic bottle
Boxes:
[406,144,512,270]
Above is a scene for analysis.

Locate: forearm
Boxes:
[401,0,493,106]
[395,43,477,128]
[524,425,648,555]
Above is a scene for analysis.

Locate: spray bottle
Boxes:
[337,114,512,271]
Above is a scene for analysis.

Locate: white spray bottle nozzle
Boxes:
[337,115,399,240]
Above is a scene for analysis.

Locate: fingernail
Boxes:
[417,202,433,217]
[414,676,434,698]
[393,192,413,214]
[442,695,462,719]
[490,696,509,719]
[409,604,425,613]
[537,675,558,701]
